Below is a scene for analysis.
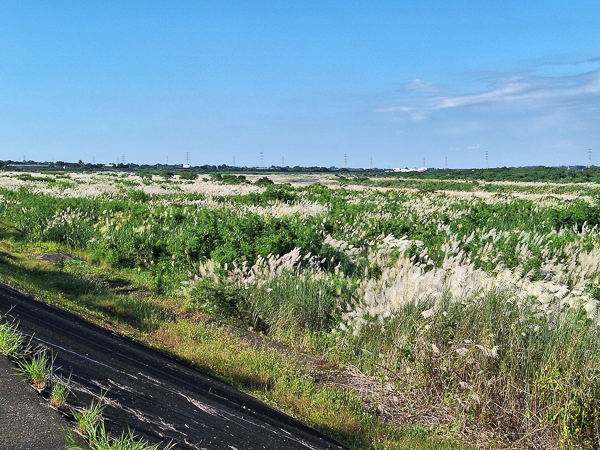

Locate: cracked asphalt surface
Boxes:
[0,284,347,450]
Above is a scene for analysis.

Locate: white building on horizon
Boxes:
[392,167,428,173]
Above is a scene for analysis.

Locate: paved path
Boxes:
[0,356,68,450]
[0,284,346,450]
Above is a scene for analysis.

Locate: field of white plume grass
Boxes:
[3,171,600,447]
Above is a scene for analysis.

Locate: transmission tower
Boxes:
[484,151,489,169]
[282,156,284,166]
[121,154,125,164]
[445,156,448,170]
[260,152,263,167]
[370,157,373,170]
[422,157,426,168]
[186,152,190,165]
[587,149,592,168]
[343,153,347,169]
[233,156,236,166]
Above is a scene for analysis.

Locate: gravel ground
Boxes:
[0,356,69,450]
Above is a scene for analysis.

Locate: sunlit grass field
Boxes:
[3,170,600,448]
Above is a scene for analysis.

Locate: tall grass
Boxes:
[242,271,337,334]
[336,291,600,447]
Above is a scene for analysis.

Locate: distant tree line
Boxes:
[390,166,600,183]
[1,158,598,183]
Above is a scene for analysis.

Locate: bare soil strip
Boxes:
[0,284,346,450]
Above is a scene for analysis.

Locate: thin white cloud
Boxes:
[373,106,414,113]
[403,79,439,92]
[466,145,480,150]
[410,112,427,120]
[379,69,600,118]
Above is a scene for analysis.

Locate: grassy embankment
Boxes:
[0,232,459,450]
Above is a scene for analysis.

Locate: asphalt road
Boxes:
[0,284,347,450]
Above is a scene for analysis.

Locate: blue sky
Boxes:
[1,1,600,168]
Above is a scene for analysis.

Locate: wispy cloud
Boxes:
[402,79,439,93]
[379,68,600,118]
[375,105,415,112]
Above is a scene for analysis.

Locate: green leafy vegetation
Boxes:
[5,170,600,447]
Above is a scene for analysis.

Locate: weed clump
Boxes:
[15,350,53,390]
[0,319,28,357]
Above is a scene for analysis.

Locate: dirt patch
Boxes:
[37,252,83,264]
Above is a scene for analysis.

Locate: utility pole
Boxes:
[587,149,592,168]
[484,151,489,169]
